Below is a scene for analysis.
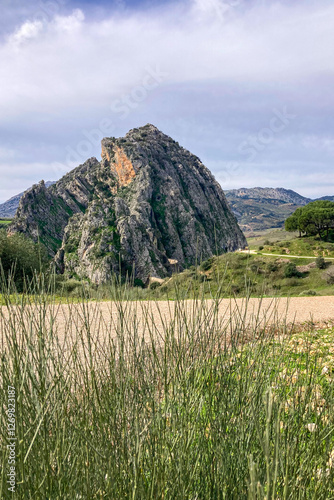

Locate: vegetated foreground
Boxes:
[1,291,334,498]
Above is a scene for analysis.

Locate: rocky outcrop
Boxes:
[0,181,55,218]
[10,124,246,283]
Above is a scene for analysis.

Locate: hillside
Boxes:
[225,187,311,232]
[0,181,55,217]
[10,124,246,283]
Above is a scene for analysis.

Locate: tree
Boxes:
[285,201,334,240]
[0,229,49,290]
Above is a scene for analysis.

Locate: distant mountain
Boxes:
[225,187,312,232]
[0,181,55,218]
[316,195,334,202]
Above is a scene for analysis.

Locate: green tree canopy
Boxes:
[285,200,334,240]
[0,229,49,290]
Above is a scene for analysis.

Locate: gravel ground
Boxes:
[1,297,334,355]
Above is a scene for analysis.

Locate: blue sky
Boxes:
[0,0,333,203]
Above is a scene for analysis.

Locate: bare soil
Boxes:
[1,297,334,355]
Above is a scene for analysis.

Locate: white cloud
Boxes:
[0,1,333,117]
[53,9,85,33]
[0,0,333,201]
[8,19,43,46]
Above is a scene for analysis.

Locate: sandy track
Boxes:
[1,297,334,353]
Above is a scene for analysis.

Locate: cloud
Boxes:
[8,19,43,46]
[0,0,333,202]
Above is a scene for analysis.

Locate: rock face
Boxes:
[10,125,246,283]
[0,181,55,218]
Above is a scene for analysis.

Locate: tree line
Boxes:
[285,200,334,240]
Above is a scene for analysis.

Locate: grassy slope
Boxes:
[247,230,334,257]
[2,250,330,303]
[140,251,334,300]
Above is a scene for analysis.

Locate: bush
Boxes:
[299,290,317,296]
[315,256,326,269]
[284,262,301,278]
[61,279,83,294]
[322,267,334,285]
[250,264,259,273]
[263,239,270,246]
[0,229,49,291]
[267,262,278,273]
[258,246,264,251]
[149,281,162,290]
[200,257,215,272]
[134,278,145,288]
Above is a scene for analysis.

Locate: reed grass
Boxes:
[0,273,333,499]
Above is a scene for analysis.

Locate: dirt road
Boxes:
[239,250,334,260]
[1,297,334,355]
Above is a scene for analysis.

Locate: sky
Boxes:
[0,0,333,203]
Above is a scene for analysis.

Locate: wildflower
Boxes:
[328,449,334,469]
[306,423,317,432]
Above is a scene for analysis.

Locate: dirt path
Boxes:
[239,250,334,260]
[1,297,334,354]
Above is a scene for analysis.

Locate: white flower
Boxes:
[306,423,317,432]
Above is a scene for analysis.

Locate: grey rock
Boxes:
[0,181,55,218]
[10,124,246,283]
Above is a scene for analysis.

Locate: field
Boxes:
[246,229,301,247]
[130,251,334,300]
[0,218,12,227]
[1,275,334,498]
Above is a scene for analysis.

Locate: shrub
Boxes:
[263,239,270,246]
[134,278,145,288]
[284,263,301,278]
[299,290,317,296]
[61,279,83,294]
[0,229,49,291]
[250,264,259,273]
[267,262,278,273]
[200,257,215,272]
[322,267,334,285]
[258,246,264,251]
[149,281,161,290]
[315,256,326,269]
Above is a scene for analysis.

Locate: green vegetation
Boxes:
[257,237,334,259]
[0,218,12,227]
[0,229,49,291]
[285,200,334,241]
[145,252,333,299]
[246,228,300,248]
[1,274,334,498]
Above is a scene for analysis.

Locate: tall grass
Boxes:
[0,273,333,499]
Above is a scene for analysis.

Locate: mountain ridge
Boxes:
[0,181,55,218]
[9,124,246,283]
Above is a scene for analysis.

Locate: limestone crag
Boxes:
[10,124,246,283]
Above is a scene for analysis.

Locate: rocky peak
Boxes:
[10,125,246,283]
